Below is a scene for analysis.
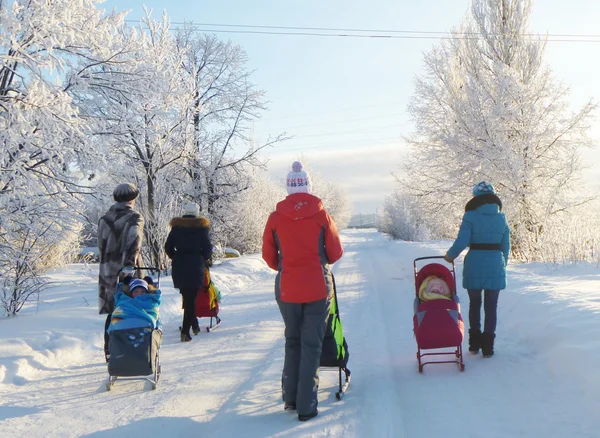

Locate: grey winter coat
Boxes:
[98,202,144,314]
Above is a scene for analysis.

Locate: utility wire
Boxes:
[288,124,403,139]
[256,112,408,131]
[125,19,600,42]
[126,19,600,38]
[170,28,600,42]
[272,136,403,149]
[259,102,404,121]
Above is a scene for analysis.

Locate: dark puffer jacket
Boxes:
[164,216,212,290]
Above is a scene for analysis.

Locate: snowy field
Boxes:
[1,228,599,438]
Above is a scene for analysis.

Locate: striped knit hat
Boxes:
[286,161,311,195]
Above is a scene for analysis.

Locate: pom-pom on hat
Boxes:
[472,181,496,196]
[183,202,199,217]
[128,279,148,293]
[113,183,139,203]
[286,161,311,195]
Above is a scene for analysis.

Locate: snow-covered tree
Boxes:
[379,189,431,241]
[310,172,352,230]
[400,0,596,259]
[175,29,287,222]
[76,12,197,269]
[213,167,284,254]
[0,0,131,314]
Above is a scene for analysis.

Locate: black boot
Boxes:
[468,329,482,354]
[481,332,495,358]
[298,409,318,421]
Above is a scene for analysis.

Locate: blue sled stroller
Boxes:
[319,274,351,399]
[106,267,162,391]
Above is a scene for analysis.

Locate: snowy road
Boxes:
[1,229,599,437]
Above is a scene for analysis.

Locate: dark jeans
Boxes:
[104,313,112,355]
[277,298,330,416]
[180,288,200,336]
[467,289,500,334]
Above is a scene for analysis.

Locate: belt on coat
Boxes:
[469,243,501,250]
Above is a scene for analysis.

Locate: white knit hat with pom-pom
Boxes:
[286,161,311,195]
[183,202,199,217]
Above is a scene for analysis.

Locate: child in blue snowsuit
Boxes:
[108,279,162,333]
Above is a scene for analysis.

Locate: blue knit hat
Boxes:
[472,181,495,196]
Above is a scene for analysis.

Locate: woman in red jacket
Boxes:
[262,161,343,422]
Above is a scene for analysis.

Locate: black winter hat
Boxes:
[113,183,139,202]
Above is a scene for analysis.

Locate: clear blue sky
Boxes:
[102,0,600,213]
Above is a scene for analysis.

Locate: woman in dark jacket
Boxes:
[444,182,510,358]
[165,202,212,342]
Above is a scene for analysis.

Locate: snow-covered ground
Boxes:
[1,229,599,438]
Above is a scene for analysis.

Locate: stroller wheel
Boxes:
[151,382,157,390]
[418,365,423,373]
[460,364,465,372]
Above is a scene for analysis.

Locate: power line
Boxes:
[127,20,600,38]
[170,28,600,42]
[125,19,600,42]
[289,124,403,139]
[258,102,403,121]
[275,136,403,150]
[256,112,408,131]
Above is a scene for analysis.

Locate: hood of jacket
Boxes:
[103,202,134,221]
[276,193,323,221]
[169,216,210,229]
[465,193,502,212]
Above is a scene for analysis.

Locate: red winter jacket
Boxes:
[262,193,344,303]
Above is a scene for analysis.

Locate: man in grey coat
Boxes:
[98,183,144,361]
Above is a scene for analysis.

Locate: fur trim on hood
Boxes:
[465,193,502,212]
[169,216,210,228]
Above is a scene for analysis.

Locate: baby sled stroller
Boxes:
[194,267,222,332]
[413,257,465,372]
[106,267,163,391]
[320,274,351,399]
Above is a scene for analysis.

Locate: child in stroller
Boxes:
[413,257,465,372]
[106,268,163,390]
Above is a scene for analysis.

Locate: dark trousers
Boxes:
[277,298,330,416]
[180,288,200,336]
[467,289,500,334]
[104,313,112,355]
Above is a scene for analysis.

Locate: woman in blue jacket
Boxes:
[444,182,510,358]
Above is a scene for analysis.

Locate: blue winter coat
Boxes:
[447,203,510,291]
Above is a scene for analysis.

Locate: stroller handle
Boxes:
[413,256,455,274]
[414,256,450,263]
[117,266,162,287]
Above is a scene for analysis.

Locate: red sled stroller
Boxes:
[194,267,221,332]
[179,268,221,334]
[413,256,465,372]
